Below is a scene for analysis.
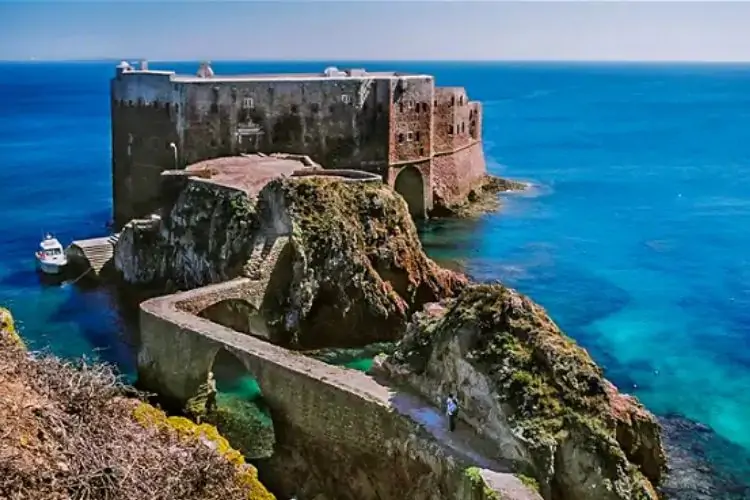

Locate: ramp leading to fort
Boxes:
[66,234,119,278]
[137,280,542,500]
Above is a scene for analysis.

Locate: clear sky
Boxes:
[2,1,750,62]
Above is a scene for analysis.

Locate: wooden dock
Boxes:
[65,233,120,279]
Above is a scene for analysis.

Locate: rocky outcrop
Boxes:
[116,174,466,348]
[376,284,667,500]
[115,179,256,290]
[260,177,466,348]
[0,307,275,500]
[431,174,529,218]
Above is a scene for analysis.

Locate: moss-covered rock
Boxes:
[259,177,467,348]
[0,306,24,348]
[379,284,666,500]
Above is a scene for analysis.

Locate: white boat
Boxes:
[35,234,67,275]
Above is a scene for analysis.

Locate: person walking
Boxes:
[445,393,459,432]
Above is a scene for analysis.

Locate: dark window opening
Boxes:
[399,102,404,112]
[419,147,425,156]
[174,104,179,113]
[469,110,473,119]
[448,125,454,135]
[459,96,464,106]
[414,104,419,114]
[450,96,455,106]
[210,139,217,147]
[422,102,428,112]
[461,122,465,133]
[433,99,437,107]
[210,103,219,113]
[398,133,405,143]
[329,104,336,113]
[128,100,134,107]
[291,104,298,113]
[311,103,320,113]
[415,131,420,141]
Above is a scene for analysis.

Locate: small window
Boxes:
[415,131,420,141]
[419,147,425,156]
[242,97,254,109]
[341,94,351,104]
[422,102,428,112]
[398,133,405,143]
[469,110,473,119]
[448,125,454,135]
[459,96,464,106]
[461,122,465,133]
[174,104,179,113]
[399,102,404,112]
[433,99,437,107]
[407,131,414,142]
[291,104,298,113]
[450,96,455,106]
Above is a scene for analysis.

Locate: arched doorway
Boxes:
[394,166,426,218]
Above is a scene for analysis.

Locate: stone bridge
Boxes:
[137,279,542,500]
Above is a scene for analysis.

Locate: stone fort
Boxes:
[110,61,486,228]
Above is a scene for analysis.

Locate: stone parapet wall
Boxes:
[137,288,541,500]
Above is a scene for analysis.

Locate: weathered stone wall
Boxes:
[388,77,434,164]
[433,87,474,154]
[137,290,541,500]
[182,78,393,170]
[432,141,487,209]
[111,71,183,227]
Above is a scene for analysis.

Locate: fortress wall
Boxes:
[431,141,487,207]
[388,77,434,164]
[111,72,186,227]
[181,78,393,170]
[433,87,474,154]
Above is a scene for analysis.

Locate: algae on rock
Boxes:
[379,284,667,500]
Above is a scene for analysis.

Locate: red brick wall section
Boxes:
[433,87,474,154]
[388,77,434,164]
[431,142,486,208]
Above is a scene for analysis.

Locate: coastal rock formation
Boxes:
[376,284,667,500]
[432,173,529,218]
[0,306,275,500]
[116,169,466,348]
[259,177,467,347]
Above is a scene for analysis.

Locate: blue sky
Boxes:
[1,1,750,62]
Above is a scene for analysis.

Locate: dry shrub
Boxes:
[0,312,274,500]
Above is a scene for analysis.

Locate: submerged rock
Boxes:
[377,284,667,500]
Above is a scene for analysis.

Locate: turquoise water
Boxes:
[1,61,749,491]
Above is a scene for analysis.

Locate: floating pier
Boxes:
[65,233,120,280]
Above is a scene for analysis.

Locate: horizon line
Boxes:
[4,57,750,65]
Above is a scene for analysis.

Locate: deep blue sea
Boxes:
[1,61,749,494]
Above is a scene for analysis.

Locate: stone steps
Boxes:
[244,235,289,282]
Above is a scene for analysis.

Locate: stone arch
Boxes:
[205,347,276,459]
[198,298,271,340]
[394,166,426,218]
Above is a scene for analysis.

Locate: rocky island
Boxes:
[7,62,669,500]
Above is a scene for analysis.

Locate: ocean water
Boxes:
[1,61,749,492]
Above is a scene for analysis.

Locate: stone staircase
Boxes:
[66,235,118,277]
[243,235,289,283]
